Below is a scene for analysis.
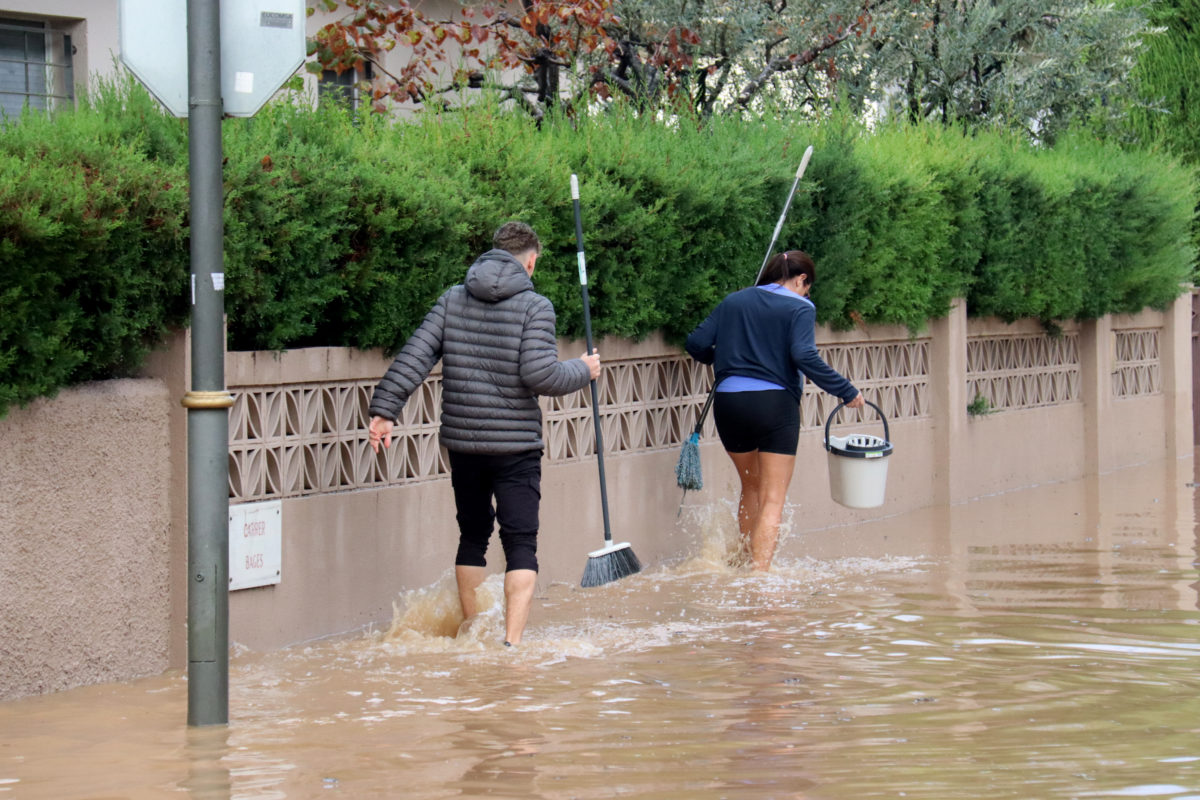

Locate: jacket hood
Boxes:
[465,249,534,303]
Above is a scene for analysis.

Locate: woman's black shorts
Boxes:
[712,389,800,456]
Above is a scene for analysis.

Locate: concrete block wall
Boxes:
[0,293,1191,699]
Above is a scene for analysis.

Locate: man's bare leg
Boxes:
[503,568,537,645]
[455,565,487,635]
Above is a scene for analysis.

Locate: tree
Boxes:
[307,0,620,119]
[308,0,1153,141]
[307,0,889,118]
[585,0,898,116]
[1124,0,1200,253]
[870,0,1151,143]
[1126,0,1200,162]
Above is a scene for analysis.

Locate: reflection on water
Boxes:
[3,458,1200,799]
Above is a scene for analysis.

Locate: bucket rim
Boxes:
[828,432,888,450]
[825,441,893,458]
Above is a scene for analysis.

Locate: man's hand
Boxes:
[845,392,866,410]
[581,349,601,380]
[368,415,395,453]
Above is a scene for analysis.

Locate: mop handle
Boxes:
[571,174,614,545]
[693,383,716,435]
[754,145,813,286]
[691,146,813,442]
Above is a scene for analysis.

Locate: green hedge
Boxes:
[0,83,189,414]
[0,82,1196,417]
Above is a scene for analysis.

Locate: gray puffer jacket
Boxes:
[369,249,592,454]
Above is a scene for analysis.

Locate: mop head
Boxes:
[675,432,703,491]
[580,541,642,588]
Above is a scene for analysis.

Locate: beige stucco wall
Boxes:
[224,295,1195,651]
[0,379,172,701]
[0,294,1192,699]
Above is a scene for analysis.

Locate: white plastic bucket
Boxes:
[823,400,893,509]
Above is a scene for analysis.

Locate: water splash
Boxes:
[371,505,924,665]
[376,570,505,653]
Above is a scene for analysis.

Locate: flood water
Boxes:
[4,456,1200,799]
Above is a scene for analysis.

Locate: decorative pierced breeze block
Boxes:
[811,340,930,428]
[544,356,715,463]
[1112,329,1161,399]
[228,379,446,502]
[227,339,935,503]
[966,333,1081,411]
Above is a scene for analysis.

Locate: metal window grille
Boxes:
[0,19,74,118]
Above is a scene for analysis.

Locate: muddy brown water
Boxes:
[4,457,1200,799]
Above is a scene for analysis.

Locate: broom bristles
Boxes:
[580,541,642,588]
[675,432,703,491]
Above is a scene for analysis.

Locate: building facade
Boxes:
[0,1,458,116]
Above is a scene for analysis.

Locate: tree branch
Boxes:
[590,69,642,102]
[734,28,853,108]
[359,53,425,104]
[698,60,733,115]
[764,35,789,62]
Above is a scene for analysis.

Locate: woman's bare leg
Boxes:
[728,450,796,571]
[727,450,760,567]
[748,452,797,570]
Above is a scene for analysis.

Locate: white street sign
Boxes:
[228,500,282,591]
[119,0,306,117]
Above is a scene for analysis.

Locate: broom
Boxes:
[673,145,816,515]
[572,173,643,588]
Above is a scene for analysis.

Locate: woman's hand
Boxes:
[845,392,866,410]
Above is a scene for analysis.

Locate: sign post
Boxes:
[119,0,305,726]
[181,0,230,727]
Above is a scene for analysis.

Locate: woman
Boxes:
[685,250,864,571]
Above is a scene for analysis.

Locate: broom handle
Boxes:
[571,174,614,546]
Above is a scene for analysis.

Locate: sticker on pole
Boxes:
[229,500,282,590]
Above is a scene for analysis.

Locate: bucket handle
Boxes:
[824,399,889,449]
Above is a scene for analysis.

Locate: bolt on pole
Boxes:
[182,0,230,727]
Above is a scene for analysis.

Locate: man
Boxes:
[368,221,601,646]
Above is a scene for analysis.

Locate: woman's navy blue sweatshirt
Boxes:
[685,286,857,404]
